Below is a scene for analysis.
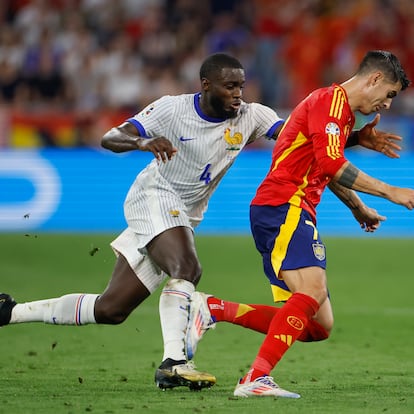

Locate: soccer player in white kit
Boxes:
[0,53,403,390]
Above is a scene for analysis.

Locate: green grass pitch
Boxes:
[1,233,413,413]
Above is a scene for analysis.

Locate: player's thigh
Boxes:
[146,226,202,282]
[282,266,328,304]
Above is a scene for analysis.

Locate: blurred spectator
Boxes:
[14,0,61,47]
[22,27,68,110]
[0,0,413,147]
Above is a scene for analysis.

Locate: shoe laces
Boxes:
[255,376,280,388]
[179,361,197,371]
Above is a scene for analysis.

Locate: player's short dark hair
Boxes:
[199,53,244,80]
[357,50,411,90]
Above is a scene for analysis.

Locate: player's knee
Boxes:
[189,262,202,285]
[315,304,334,336]
[317,315,333,340]
[94,300,131,325]
[169,258,202,285]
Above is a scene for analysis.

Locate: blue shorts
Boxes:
[250,203,326,302]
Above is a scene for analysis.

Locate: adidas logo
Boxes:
[274,334,293,346]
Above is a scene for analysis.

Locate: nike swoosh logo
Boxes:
[179,136,196,142]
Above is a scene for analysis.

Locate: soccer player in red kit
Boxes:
[0,51,405,394]
[186,50,414,398]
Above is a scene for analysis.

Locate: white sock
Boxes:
[159,279,195,362]
[10,293,99,325]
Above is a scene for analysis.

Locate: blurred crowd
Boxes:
[1,0,414,147]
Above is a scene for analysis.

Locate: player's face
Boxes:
[360,77,402,115]
[204,68,245,119]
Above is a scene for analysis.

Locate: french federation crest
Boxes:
[325,122,340,136]
[224,128,243,151]
[312,242,326,261]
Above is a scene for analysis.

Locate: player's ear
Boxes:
[201,78,210,91]
[370,71,383,86]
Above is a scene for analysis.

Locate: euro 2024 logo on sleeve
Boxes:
[140,104,155,117]
[325,122,340,136]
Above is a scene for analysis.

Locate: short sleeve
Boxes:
[129,95,175,137]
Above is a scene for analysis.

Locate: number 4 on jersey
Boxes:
[200,163,212,184]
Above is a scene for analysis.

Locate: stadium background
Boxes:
[1,0,414,236]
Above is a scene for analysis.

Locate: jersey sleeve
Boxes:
[308,89,349,178]
[249,103,284,142]
[128,95,175,137]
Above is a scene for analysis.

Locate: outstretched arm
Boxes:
[328,181,385,232]
[101,122,177,162]
[346,114,402,158]
[334,161,414,210]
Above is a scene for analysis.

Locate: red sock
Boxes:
[208,296,329,341]
[245,292,319,381]
[206,296,225,321]
[207,297,277,333]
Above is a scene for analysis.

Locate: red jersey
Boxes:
[252,84,355,221]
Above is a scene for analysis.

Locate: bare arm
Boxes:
[101,122,177,162]
[328,181,385,232]
[328,180,365,210]
[334,161,414,210]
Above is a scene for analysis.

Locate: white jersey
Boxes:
[123,93,283,246]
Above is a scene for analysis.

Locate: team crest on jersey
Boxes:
[169,209,180,218]
[312,242,326,261]
[325,122,340,136]
[224,128,243,151]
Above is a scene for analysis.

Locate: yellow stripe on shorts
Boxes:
[270,204,301,302]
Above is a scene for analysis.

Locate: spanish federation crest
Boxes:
[312,242,326,261]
